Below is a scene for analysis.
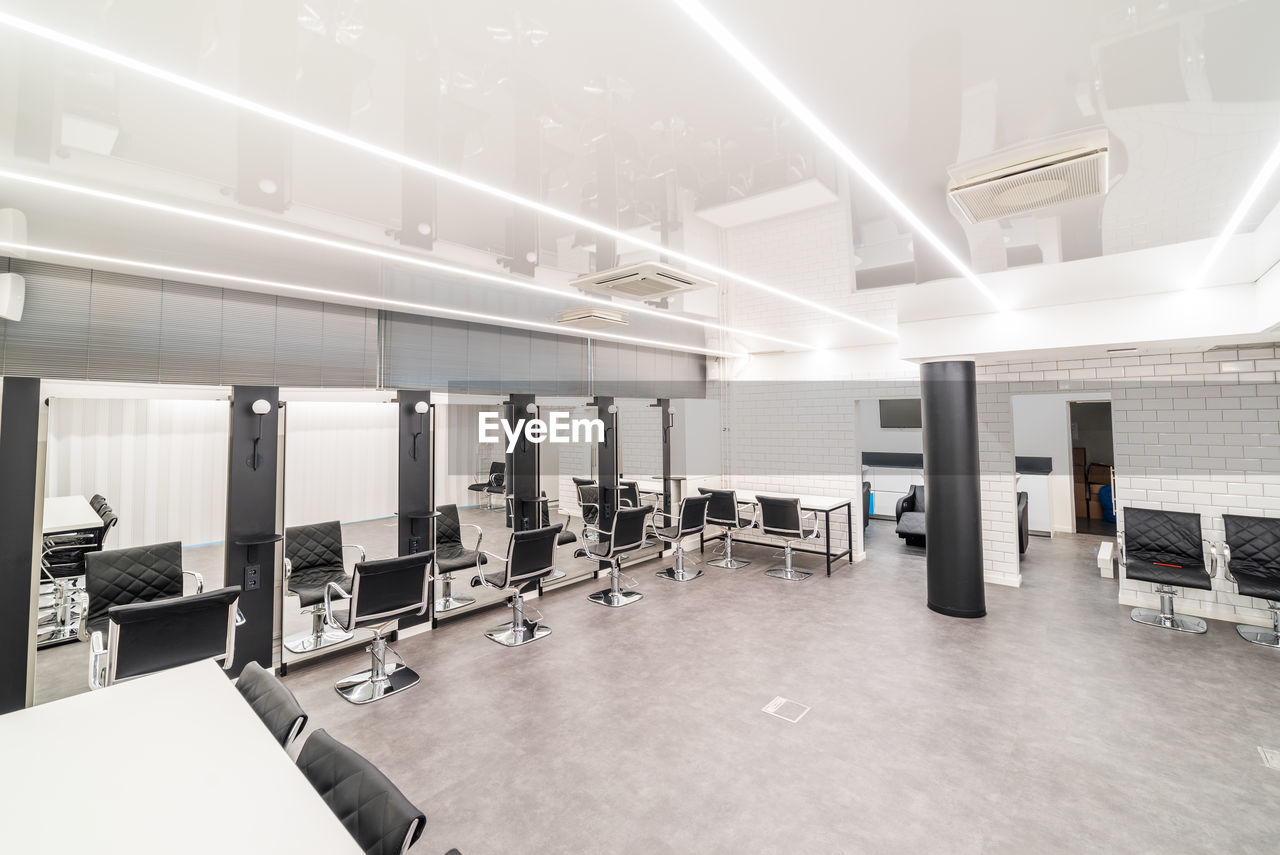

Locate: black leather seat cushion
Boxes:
[236,661,307,748]
[297,729,425,855]
[290,566,352,608]
[1224,514,1280,600]
[896,512,925,538]
[437,543,486,574]
[1123,507,1210,589]
[654,524,681,540]
[558,530,577,545]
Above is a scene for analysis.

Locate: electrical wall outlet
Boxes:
[408,536,421,554]
[244,563,260,591]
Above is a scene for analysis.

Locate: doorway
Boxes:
[1069,401,1115,537]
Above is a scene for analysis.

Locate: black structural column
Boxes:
[922,360,986,618]
[595,396,620,530]
[0,377,41,713]
[506,394,540,531]
[398,390,434,630]
[224,386,281,676]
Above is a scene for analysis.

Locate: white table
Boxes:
[0,661,361,854]
[43,495,103,534]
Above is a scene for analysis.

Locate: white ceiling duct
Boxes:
[569,261,715,301]
[555,307,629,330]
[947,128,1110,224]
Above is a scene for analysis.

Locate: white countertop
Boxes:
[0,661,361,854]
[43,495,103,534]
[732,490,853,512]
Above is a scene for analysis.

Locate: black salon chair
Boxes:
[283,521,364,654]
[651,493,712,582]
[236,661,309,749]
[757,495,821,582]
[895,485,926,547]
[88,585,243,689]
[574,478,600,540]
[618,480,641,508]
[469,461,505,511]
[583,504,654,607]
[1017,491,1029,556]
[324,552,433,704]
[1220,514,1280,647]
[471,524,563,646]
[297,729,427,855]
[79,541,205,643]
[1120,506,1212,634]
[434,504,485,614]
[862,481,871,531]
[699,488,757,570]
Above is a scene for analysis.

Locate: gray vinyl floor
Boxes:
[270,519,1280,854]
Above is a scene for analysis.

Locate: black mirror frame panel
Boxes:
[0,377,41,712]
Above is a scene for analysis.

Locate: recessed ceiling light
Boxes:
[415,222,432,236]
[0,168,812,353]
[257,178,278,195]
[667,0,1007,313]
[0,9,895,339]
[0,240,738,359]
[524,251,538,264]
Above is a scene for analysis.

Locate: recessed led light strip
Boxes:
[667,0,1007,313]
[0,240,740,359]
[0,10,897,339]
[1189,135,1280,289]
[0,168,811,352]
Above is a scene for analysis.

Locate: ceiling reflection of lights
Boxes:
[668,0,1007,313]
[0,241,736,359]
[0,168,812,353]
[1188,135,1280,290]
[0,9,895,339]
[298,1,366,46]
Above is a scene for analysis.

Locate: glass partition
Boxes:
[279,396,397,666]
[34,382,231,704]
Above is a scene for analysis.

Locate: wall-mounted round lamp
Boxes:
[607,404,618,414]
[525,251,538,265]
[414,401,430,415]
[525,402,538,415]
[251,399,272,416]
[248,398,272,470]
[412,400,430,460]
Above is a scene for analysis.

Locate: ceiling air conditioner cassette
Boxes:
[555,307,629,331]
[947,128,1110,224]
[569,261,715,301]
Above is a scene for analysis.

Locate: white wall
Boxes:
[436,401,506,508]
[45,397,230,548]
[1011,391,1109,533]
[282,401,397,527]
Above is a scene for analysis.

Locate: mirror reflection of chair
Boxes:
[895,485,925,547]
[324,552,433,704]
[862,481,871,531]
[757,495,821,582]
[471,524,562,646]
[1220,514,1280,647]
[584,504,654,607]
[236,661,308,749]
[283,521,365,654]
[40,502,120,645]
[699,488,757,570]
[79,541,205,643]
[468,461,505,511]
[296,729,427,855]
[1017,491,1030,556]
[88,585,243,689]
[1120,506,1212,634]
[433,504,484,613]
[652,493,711,582]
[574,477,600,542]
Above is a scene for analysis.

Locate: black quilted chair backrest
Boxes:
[236,661,308,748]
[1224,514,1280,581]
[908,485,925,514]
[699,488,739,526]
[508,524,562,585]
[110,585,241,682]
[612,505,653,553]
[1124,507,1204,565]
[297,729,425,855]
[678,493,711,534]
[572,476,596,487]
[90,493,107,512]
[86,541,184,631]
[577,483,600,523]
[619,481,641,508]
[351,553,432,623]
[758,495,803,537]
[488,461,505,487]
[285,521,344,573]
[436,504,462,546]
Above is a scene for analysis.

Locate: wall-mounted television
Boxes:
[879,398,922,429]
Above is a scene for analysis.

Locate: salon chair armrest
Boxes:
[343,543,367,563]
[88,630,108,690]
[460,523,484,552]
[1218,542,1234,583]
[182,569,205,594]
[322,582,353,632]
[472,550,510,590]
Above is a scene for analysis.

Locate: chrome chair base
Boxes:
[1236,624,1280,647]
[484,618,551,647]
[656,566,702,582]
[1130,608,1206,634]
[765,566,812,581]
[335,662,420,704]
[284,625,355,654]
[588,588,643,607]
[434,594,476,613]
[544,568,567,582]
[707,556,750,570]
